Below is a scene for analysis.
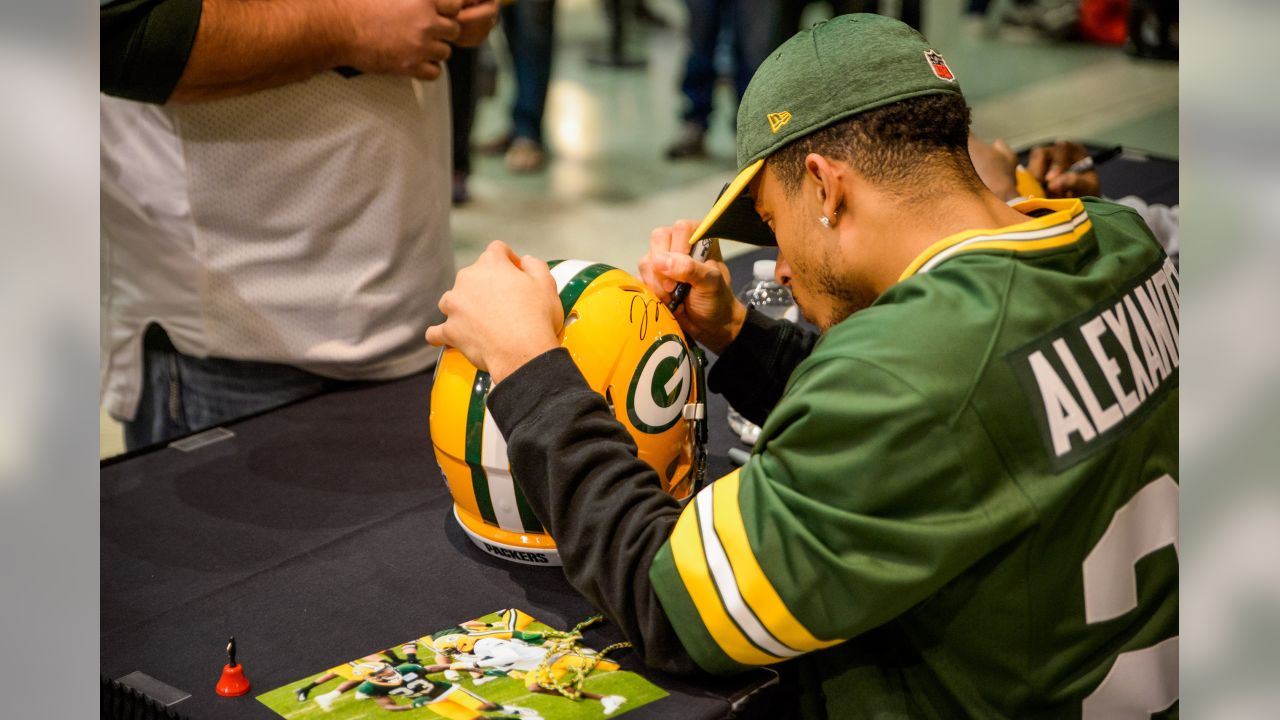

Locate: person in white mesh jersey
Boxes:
[100,0,498,449]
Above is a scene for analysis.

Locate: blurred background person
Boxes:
[99,0,498,450]
[665,0,788,159]
[969,135,1178,265]
[450,44,482,204]
[781,0,921,34]
[480,0,558,172]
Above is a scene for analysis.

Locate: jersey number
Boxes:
[389,672,430,698]
[1081,474,1178,718]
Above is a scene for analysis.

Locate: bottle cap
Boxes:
[752,260,776,281]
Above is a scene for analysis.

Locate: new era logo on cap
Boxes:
[924,50,955,82]
[767,111,792,134]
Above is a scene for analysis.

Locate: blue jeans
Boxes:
[679,0,785,129]
[123,325,349,451]
[680,0,778,128]
[500,0,556,144]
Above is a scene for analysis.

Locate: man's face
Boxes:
[750,161,877,330]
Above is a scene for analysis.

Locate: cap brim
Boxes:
[688,159,777,246]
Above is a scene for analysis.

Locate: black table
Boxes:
[100,256,777,720]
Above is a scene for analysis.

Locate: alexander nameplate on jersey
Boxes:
[1009,257,1179,470]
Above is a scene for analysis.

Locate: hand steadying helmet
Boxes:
[430,260,708,566]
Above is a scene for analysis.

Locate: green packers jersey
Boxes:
[649,198,1178,718]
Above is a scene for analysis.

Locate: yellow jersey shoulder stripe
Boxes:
[670,470,843,664]
[694,486,803,658]
[669,479,788,665]
[711,472,844,653]
[900,198,1091,281]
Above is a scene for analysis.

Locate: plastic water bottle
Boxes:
[726,260,797,445]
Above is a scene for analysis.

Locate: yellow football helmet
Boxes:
[430,260,707,566]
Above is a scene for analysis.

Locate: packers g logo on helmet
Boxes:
[628,334,693,433]
[430,260,708,566]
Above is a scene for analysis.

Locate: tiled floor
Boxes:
[99,0,1178,458]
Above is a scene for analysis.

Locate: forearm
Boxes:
[488,350,700,675]
[169,0,351,102]
[708,308,818,425]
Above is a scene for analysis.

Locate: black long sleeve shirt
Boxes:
[485,309,817,674]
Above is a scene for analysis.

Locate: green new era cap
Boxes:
[689,13,964,247]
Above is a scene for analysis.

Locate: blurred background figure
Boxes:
[100,0,498,450]
[969,135,1178,265]
[975,0,1176,59]
[665,0,789,159]
[781,0,921,34]
[624,0,676,28]
[592,0,675,67]
[481,0,559,172]
[450,45,482,204]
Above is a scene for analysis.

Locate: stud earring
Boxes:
[820,216,831,228]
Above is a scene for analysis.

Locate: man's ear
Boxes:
[804,152,847,224]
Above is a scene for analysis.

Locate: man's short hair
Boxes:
[770,93,977,197]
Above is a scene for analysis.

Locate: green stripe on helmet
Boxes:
[626,334,693,434]
[464,370,497,525]
[557,263,615,318]
[513,483,543,533]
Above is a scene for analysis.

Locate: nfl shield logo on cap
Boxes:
[924,50,955,82]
